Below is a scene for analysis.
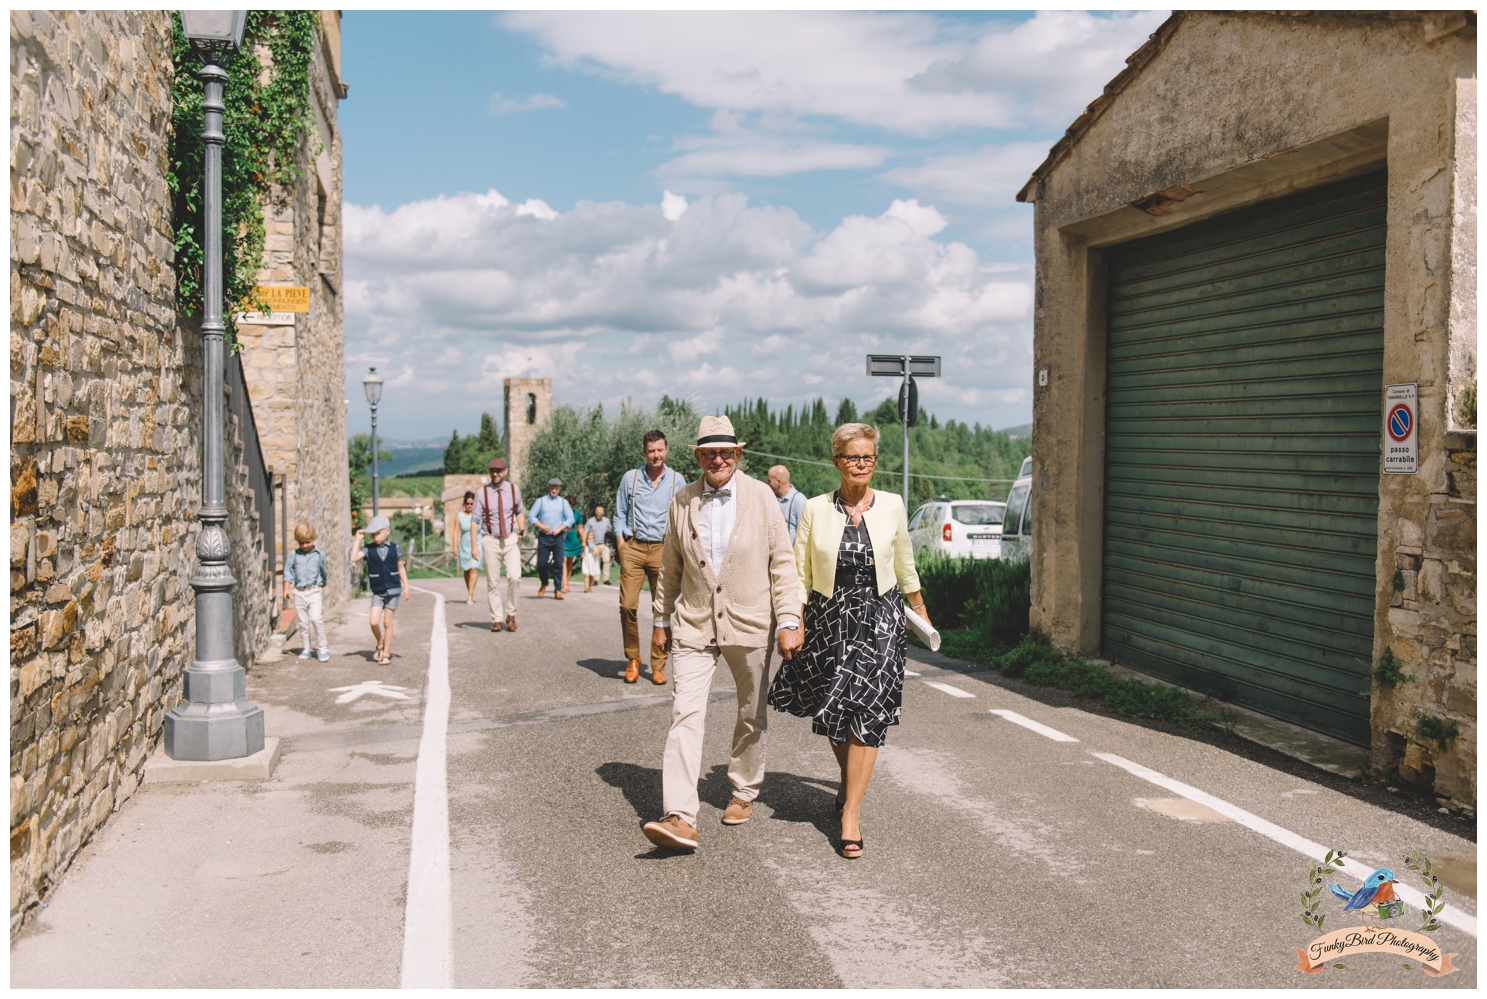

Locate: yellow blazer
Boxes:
[795,490,920,602]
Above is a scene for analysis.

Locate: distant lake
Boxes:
[380,443,447,477]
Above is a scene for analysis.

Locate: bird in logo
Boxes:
[1329,867,1399,931]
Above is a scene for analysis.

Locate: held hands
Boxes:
[777,625,803,660]
[652,625,672,654]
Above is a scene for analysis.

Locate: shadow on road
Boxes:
[576,658,630,680]
[597,761,663,826]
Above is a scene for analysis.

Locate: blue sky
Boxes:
[339,10,1168,442]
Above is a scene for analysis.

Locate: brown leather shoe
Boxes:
[651,665,667,685]
[505,616,517,632]
[722,796,752,825]
[624,658,640,683]
[554,591,564,600]
[643,814,698,850]
[537,585,547,598]
[491,621,504,632]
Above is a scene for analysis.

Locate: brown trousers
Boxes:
[619,538,669,669]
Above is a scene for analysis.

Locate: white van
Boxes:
[999,458,1033,560]
[909,497,1008,559]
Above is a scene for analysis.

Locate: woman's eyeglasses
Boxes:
[835,454,878,467]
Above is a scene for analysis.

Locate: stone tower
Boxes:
[504,377,552,492]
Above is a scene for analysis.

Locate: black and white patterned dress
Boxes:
[769,493,906,747]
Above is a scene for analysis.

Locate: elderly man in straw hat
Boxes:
[642,416,803,851]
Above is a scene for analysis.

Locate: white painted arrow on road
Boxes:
[328,680,410,704]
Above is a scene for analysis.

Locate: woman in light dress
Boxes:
[457,490,481,604]
[769,423,931,859]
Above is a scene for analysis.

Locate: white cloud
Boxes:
[345,188,1033,435]
[909,11,1170,126]
[505,10,1167,135]
[661,190,689,221]
[488,91,566,114]
[881,142,1051,208]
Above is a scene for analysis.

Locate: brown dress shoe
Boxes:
[554,591,564,600]
[643,814,698,850]
[537,585,547,598]
[651,666,667,685]
[624,658,641,683]
[491,621,504,632]
[722,796,752,825]
[505,616,517,632]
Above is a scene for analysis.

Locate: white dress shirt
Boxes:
[697,478,737,570]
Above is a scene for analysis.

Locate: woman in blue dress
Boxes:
[457,490,481,604]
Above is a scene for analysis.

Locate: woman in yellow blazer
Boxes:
[769,422,931,859]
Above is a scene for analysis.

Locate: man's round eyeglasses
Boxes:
[697,448,738,462]
[835,454,878,466]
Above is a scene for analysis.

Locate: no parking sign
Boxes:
[1384,383,1418,474]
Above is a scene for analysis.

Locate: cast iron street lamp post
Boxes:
[364,368,383,516]
[164,10,265,761]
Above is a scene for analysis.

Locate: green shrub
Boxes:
[916,553,1030,645]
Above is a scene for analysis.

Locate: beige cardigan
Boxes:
[795,491,921,602]
[653,472,802,650]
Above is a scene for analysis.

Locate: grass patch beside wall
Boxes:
[918,554,1222,733]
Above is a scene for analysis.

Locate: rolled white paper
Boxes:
[905,606,940,652]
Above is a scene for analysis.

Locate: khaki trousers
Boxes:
[480,534,522,621]
[662,643,773,827]
[291,586,327,652]
[618,539,668,669]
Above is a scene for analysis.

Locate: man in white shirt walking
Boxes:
[642,416,802,851]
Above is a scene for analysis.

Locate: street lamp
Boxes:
[164,10,264,762]
[363,367,383,517]
[867,354,941,509]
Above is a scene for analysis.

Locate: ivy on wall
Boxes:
[167,10,319,335]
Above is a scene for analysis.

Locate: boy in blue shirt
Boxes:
[350,515,411,665]
[283,521,330,661]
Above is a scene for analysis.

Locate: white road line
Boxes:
[924,680,975,699]
[401,588,453,987]
[1092,752,1477,937]
[989,709,1079,742]
[904,669,922,677]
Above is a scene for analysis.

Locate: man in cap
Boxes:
[615,430,686,684]
[641,416,802,851]
[529,477,575,599]
[471,457,524,632]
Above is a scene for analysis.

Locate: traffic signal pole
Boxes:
[867,353,939,512]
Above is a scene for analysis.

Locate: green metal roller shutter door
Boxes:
[1103,171,1385,745]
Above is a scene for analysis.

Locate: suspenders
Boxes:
[628,466,678,542]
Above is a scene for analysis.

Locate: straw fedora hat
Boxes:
[691,415,747,450]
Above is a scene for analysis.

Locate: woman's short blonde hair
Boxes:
[832,422,881,457]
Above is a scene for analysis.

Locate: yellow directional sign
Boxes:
[249,285,310,313]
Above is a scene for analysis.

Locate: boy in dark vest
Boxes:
[350,515,411,665]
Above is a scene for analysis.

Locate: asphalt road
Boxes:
[11,575,1477,987]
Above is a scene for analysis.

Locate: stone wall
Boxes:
[8,10,287,934]
[1018,12,1476,802]
[237,11,350,622]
